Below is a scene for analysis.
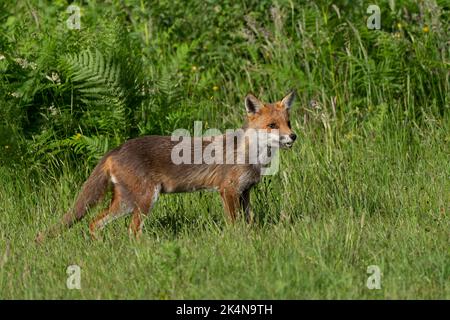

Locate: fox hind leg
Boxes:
[89,184,133,239]
[128,184,161,239]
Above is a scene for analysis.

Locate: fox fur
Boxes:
[36,91,297,242]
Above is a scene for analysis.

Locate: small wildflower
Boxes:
[75,133,82,140]
[422,25,429,33]
[191,65,198,72]
[397,23,402,29]
[345,132,355,141]
[15,58,28,68]
[212,85,219,91]
[5,145,10,149]
[46,72,61,84]
[309,99,319,109]
[49,103,58,116]
[14,58,37,70]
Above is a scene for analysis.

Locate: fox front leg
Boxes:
[219,187,240,223]
[240,188,252,223]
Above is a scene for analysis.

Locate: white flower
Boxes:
[14,58,37,69]
[46,72,61,84]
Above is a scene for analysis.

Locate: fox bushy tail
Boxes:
[36,156,111,243]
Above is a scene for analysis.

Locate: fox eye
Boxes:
[268,123,278,129]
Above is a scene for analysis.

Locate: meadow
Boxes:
[0,0,448,299]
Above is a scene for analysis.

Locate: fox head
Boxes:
[244,90,297,149]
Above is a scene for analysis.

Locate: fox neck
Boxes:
[234,126,279,167]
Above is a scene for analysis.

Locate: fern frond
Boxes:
[60,49,125,108]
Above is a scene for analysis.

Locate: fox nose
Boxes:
[289,133,297,141]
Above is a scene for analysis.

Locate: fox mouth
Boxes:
[281,142,294,149]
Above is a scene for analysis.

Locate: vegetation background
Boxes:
[0,0,448,299]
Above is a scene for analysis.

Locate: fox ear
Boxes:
[245,94,264,114]
[281,90,296,110]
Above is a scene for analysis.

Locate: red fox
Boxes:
[36,90,297,242]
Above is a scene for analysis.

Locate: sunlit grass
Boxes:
[0,118,448,299]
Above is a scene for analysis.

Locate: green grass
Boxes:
[1,118,448,299]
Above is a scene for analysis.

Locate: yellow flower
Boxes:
[191,66,198,72]
[212,85,219,91]
[423,25,429,33]
[75,133,82,140]
[397,23,402,29]
[345,132,354,141]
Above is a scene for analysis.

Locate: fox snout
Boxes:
[280,132,297,148]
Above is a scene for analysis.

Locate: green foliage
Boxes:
[0,0,448,170]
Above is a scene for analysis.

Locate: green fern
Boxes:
[56,49,129,162]
[61,49,128,132]
[62,134,111,164]
[60,49,125,107]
